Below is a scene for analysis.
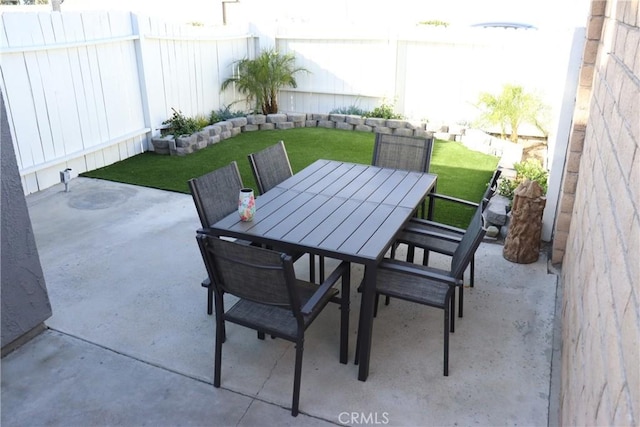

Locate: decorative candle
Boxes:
[238,188,255,221]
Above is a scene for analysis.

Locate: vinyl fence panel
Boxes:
[138,16,254,128]
[274,26,575,127]
[278,36,394,114]
[1,11,148,193]
[1,11,577,196]
[0,11,253,194]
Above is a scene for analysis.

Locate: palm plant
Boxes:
[475,84,549,142]
[221,49,309,115]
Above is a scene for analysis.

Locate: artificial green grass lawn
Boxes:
[82,128,499,228]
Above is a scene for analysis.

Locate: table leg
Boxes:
[357,263,376,381]
[427,180,437,220]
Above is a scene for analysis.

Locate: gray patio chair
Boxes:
[248,140,294,195]
[248,140,324,282]
[371,132,435,174]
[196,234,350,416]
[359,204,488,376]
[399,167,502,287]
[189,161,244,229]
[372,133,435,217]
[188,161,314,315]
[377,168,501,316]
[188,161,246,315]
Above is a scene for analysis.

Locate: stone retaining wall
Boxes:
[151,112,444,156]
[150,111,523,174]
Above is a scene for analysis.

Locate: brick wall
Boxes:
[558,1,639,425]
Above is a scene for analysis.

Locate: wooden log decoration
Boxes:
[503,180,547,264]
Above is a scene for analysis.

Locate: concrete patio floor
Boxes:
[3,177,560,426]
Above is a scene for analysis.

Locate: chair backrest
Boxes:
[371,133,435,173]
[450,206,488,279]
[197,234,301,311]
[248,141,294,194]
[479,167,503,210]
[188,161,244,228]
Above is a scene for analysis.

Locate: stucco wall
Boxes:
[1,90,52,350]
[559,1,639,425]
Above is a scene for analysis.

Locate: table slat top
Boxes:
[210,160,437,263]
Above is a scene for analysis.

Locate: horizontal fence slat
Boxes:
[18,127,151,176]
[0,35,140,54]
[144,33,253,42]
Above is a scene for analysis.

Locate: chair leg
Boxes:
[406,244,416,263]
[443,306,449,377]
[422,249,430,267]
[339,265,350,364]
[374,293,379,317]
[309,254,315,283]
[214,327,223,387]
[450,291,455,333]
[458,286,464,318]
[214,299,224,387]
[354,334,360,365]
[214,290,226,342]
[221,300,226,342]
[202,278,214,315]
[354,298,364,365]
[291,341,304,416]
[258,331,265,340]
[470,257,475,287]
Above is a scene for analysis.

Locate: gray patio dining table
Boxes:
[204,159,437,381]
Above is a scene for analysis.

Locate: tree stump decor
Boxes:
[503,180,546,264]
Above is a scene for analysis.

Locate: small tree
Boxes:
[221,49,308,115]
[475,84,549,142]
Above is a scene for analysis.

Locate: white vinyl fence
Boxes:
[275,24,576,127]
[0,11,253,194]
[1,11,580,195]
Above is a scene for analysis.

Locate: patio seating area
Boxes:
[2,177,560,426]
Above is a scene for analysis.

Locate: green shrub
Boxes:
[162,108,203,136]
[514,159,548,193]
[418,20,450,27]
[194,115,210,129]
[330,105,370,116]
[209,106,247,123]
[365,102,404,120]
[498,158,549,200]
[498,178,519,200]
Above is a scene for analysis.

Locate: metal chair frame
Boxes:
[197,235,350,416]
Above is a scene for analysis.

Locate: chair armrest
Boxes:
[402,225,463,244]
[379,259,458,286]
[201,277,211,288]
[427,192,479,208]
[408,218,466,235]
[301,261,350,314]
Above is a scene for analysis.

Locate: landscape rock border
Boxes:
[150,113,455,156]
[151,112,522,170]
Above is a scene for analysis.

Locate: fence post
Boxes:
[131,13,153,151]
